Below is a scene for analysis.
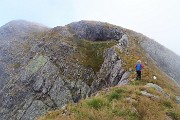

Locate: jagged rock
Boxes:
[96,47,129,89]
[49,78,73,108]
[116,33,129,52]
[70,80,91,101]
[68,20,123,41]
[20,55,48,85]
[117,71,130,85]
[20,100,50,120]
[32,61,58,93]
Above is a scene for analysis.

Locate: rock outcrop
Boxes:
[68,20,123,41]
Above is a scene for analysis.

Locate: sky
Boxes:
[0,0,180,55]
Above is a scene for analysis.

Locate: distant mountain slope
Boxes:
[141,38,180,85]
[0,20,49,43]
[0,20,179,120]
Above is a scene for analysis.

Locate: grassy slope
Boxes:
[38,86,180,120]
[37,29,180,120]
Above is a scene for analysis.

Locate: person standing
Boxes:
[135,60,144,80]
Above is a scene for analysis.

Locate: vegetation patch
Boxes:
[112,108,140,120]
[38,85,180,120]
[162,100,173,108]
[167,110,180,120]
[106,88,125,101]
[87,98,107,110]
[107,92,121,101]
[76,39,117,72]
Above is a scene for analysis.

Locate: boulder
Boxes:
[146,83,163,93]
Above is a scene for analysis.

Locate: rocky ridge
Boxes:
[0,20,180,120]
[0,20,129,120]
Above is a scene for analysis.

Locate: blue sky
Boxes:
[0,0,180,55]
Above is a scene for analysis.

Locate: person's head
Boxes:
[137,60,141,63]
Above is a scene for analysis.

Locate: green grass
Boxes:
[38,85,180,120]
[87,98,107,110]
[107,92,122,101]
[106,88,125,101]
[76,39,117,72]
[162,100,173,109]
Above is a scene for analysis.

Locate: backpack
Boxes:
[136,63,142,71]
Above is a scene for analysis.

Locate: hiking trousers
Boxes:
[136,71,141,80]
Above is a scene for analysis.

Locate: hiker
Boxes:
[135,60,144,80]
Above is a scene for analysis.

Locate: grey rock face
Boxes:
[21,55,48,85]
[68,20,123,41]
[20,100,50,120]
[0,20,49,89]
[116,34,129,52]
[49,78,73,107]
[92,46,129,92]
[117,71,130,86]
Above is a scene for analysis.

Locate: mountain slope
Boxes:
[0,20,49,88]
[0,20,180,120]
[122,30,180,85]
[0,20,49,43]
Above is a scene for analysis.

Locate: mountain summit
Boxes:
[0,20,180,120]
